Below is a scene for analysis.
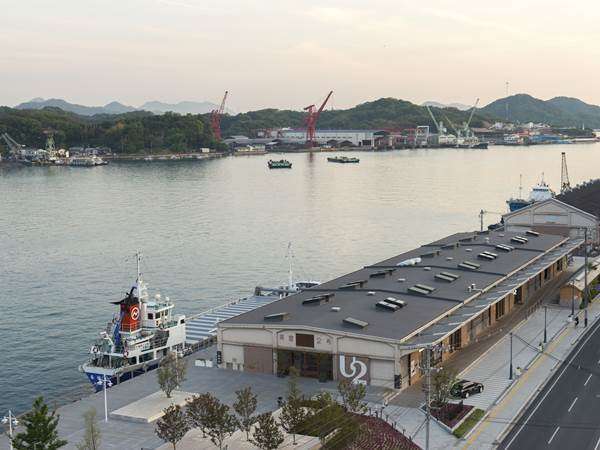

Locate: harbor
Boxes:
[2,143,600,449]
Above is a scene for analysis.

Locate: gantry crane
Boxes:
[304,91,333,146]
[210,91,228,141]
[463,98,480,138]
[1,133,24,156]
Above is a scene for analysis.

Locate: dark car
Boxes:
[451,379,484,398]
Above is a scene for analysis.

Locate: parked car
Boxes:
[451,379,484,398]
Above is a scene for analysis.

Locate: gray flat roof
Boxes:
[221,230,576,343]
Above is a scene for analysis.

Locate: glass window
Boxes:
[296,333,315,348]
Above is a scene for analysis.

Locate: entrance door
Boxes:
[277,350,333,381]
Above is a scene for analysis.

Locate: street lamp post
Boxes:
[2,410,19,450]
[509,332,513,380]
[543,306,547,344]
[571,282,575,318]
[95,375,113,422]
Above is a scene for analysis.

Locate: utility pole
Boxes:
[584,227,589,309]
[424,345,431,450]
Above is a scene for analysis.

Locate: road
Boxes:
[500,315,600,450]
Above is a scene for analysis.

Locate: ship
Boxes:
[507,174,554,212]
[69,155,108,167]
[80,253,187,391]
[327,156,360,163]
[268,159,292,169]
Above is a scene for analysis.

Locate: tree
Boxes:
[431,367,457,408]
[157,351,187,398]
[233,386,258,440]
[186,392,218,438]
[337,379,367,414]
[205,399,237,450]
[279,369,308,444]
[75,408,101,450]
[155,405,190,450]
[251,413,284,450]
[12,396,67,450]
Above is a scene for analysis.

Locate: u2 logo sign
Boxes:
[339,354,368,385]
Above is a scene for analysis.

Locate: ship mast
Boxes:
[287,242,293,291]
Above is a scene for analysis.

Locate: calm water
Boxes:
[1,144,599,414]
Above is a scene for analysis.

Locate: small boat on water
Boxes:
[327,156,360,163]
[69,155,108,167]
[268,159,292,169]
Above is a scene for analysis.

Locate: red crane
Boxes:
[210,91,228,141]
[304,90,333,146]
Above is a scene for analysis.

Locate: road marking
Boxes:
[502,319,600,450]
[594,435,600,450]
[548,426,560,444]
[585,374,593,386]
[567,397,578,412]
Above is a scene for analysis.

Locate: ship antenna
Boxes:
[136,251,142,283]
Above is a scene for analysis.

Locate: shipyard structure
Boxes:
[217,230,581,390]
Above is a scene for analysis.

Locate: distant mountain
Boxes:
[480,94,600,127]
[140,100,235,115]
[422,101,471,111]
[15,98,235,116]
[15,98,137,116]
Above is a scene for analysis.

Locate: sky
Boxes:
[2,0,600,112]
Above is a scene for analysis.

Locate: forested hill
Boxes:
[480,94,600,128]
[0,107,220,153]
[220,98,495,137]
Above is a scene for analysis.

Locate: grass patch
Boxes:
[453,408,485,438]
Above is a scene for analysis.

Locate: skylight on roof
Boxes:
[340,280,367,289]
[511,236,528,244]
[408,284,436,295]
[264,312,289,321]
[384,297,406,307]
[435,271,460,282]
[343,317,368,328]
[525,230,540,237]
[458,261,481,270]
[478,251,497,261]
[495,244,514,252]
[376,301,399,311]
[369,268,395,278]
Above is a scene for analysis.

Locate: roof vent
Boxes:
[495,244,514,252]
[526,230,540,237]
[343,317,368,328]
[331,306,341,312]
[397,278,406,282]
[458,261,481,270]
[424,266,432,271]
[466,248,472,252]
[446,257,454,261]
[420,251,436,258]
[477,252,497,261]
[264,312,289,321]
[376,301,400,311]
[367,291,376,296]
[384,297,406,307]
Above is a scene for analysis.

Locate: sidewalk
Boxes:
[462,301,600,449]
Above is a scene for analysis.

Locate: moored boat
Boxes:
[268,159,292,169]
[80,253,186,391]
[327,156,360,163]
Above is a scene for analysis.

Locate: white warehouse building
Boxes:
[279,129,380,147]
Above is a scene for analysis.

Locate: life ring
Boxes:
[131,306,140,321]
[91,346,99,354]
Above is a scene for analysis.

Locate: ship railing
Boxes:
[120,323,141,333]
